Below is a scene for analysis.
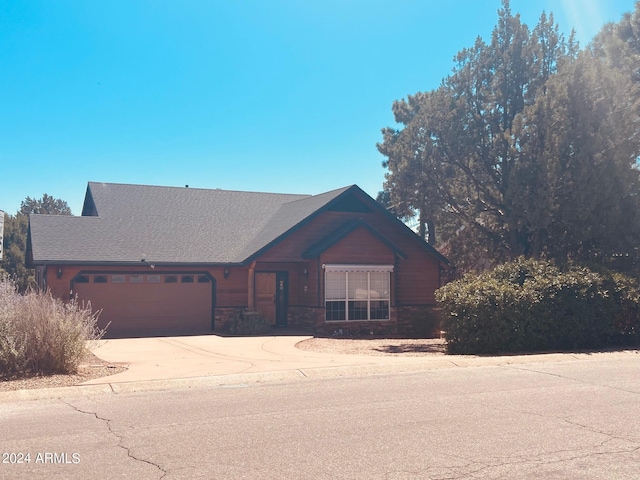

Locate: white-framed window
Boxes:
[325,265,392,321]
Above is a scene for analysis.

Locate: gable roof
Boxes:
[28,181,448,266]
[28,182,350,265]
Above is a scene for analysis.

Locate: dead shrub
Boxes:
[0,278,104,377]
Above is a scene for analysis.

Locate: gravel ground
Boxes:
[0,352,127,392]
[296,337,447,356]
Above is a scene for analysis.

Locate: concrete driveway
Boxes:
[83,333,637,391]
[85,333,446,387]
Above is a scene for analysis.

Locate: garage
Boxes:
[72,272,215,337]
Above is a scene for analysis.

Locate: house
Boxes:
[27,182,448,337]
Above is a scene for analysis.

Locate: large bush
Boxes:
[0,279,104,377]
[436,258,640,354]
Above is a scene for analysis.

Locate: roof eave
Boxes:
[30,260,246,268]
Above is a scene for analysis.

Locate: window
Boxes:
[181,275,194,283]
[325,265,391,321]
[130,275,144,284]
[147,275,161,284]
[94,275,108,283]
[112,275,126,284]
[164,275,178,283]
[197,275,211,283]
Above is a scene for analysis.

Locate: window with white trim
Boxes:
[325,265,391,321]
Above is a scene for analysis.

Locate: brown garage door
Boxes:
[73,272,214,337]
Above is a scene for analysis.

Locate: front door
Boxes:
[255,272,288,327]
[255,273,276,325]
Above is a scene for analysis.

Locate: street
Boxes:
[1,354,639,479]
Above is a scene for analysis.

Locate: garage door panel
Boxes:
[74,274,214,336]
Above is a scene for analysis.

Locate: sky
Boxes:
[0,0,636,216]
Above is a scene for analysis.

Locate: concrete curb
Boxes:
[1,364,432,402]
[0,383,114,402]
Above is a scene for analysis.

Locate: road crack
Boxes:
[60,399,168,479]
[504,364,640,396]
[463,395,640,479]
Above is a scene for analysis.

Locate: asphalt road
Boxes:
[1,355,639,479]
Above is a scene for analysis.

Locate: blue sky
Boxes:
[0,0,635,216]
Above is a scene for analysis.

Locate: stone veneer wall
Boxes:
[288,306,398,336]
[287,306,323,332]
[217,305,441,337]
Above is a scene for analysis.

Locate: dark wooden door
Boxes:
[255,272,288,327]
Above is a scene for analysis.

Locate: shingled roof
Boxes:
[28,182,353,265]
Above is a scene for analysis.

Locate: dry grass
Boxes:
[1,279,104,377]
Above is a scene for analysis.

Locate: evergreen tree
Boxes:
[19,193,72,216]
[1,194,72,290]
[379,0,640,274]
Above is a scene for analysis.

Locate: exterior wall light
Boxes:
[56,267,63,279]
[224,268,230,279]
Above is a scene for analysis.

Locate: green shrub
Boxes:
[608,271,640,344]
[436,258,640,354]
[0,278,104,377]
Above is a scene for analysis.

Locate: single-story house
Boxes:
[27,182,448,337]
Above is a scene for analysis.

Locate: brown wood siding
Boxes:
[394,254,440,305]
[299,261,318,307]
[215,266,249,307]
[319,227,395,265]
